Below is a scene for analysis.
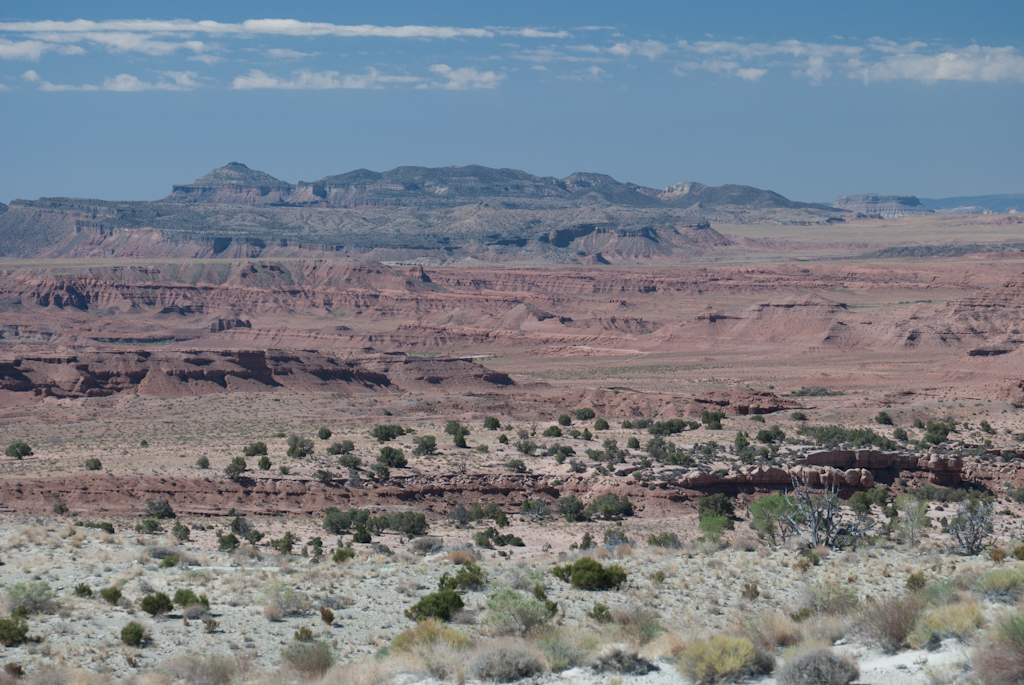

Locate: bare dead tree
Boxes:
[784,473,876,549]
[948,497,994,556]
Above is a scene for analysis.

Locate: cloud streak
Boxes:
[231,68,422,90]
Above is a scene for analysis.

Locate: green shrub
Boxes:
[647,532,681,548]
[790,411,808,421]
[286,434,314,457]
[84,458,102,471]
[405,589,465,622]
[332,547,356,563]
[698,493,735,520]
[700,515,731,541]
[74,583,93,598]
[875,411,893,425]
[372,424,406,443]
[224,457,247,480]
[377,446,407,468]
[100,586,122,605]
[588,603,613,622]
[439,561,487,591]
[146,498,175,519]
[243,441,267,456]
[270,531,296,555]
[976,568,1024,597]
[557,496,587,522]
[585,493,634,520]
[498,434,509,444]
[317,427,332,440]
[543,426,563,437]
[552,557,627,590]
[485,587,556,633]
[594,418,609,430]
[337,454,362,469]
[893,427,909,441]
[484,416,501,430]
[575,408,596,421]
[121,621,145,646]
[173,589,209,609]
[82,521,115,534]
[506,459,528,473]
[196,455,209,469]
[140,592,173,616]
[0,618,28,647]
[327,440,355,456]
[906,573,927,591]
[159,554,179,568]
[5,441,32,459]
[413,435,437,456]
[6,581,56,614]
[558,414,572,426]
[258,455,271,470]
[281,640,336,677]
[678,634,757,684]
[217,532,239,551]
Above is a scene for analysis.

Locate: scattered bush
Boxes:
[909,600,983,648]
[469,640,547,683]
[0,618,28,647]
[317,427,332,440]
[121,621,145,647]
[196,455,209,469]
[100,586,122,605]
[535,626,599,672]
[372,424,405,443]
[791,411,808,421]
[242,441,267,456]
[542,426,563,438]
[173,589,209,609]
[286,434,314,458]
[224,456,247,481]
[413,435,437,456]
[5,442,32,459]
[806,580,859,615]
[140,592,173,616]
[698,493,736,521]
[486,587,556,633]
[74,583,93,598]
[594,418,609,430]
[377,446,407,468]
[906,572,927,591]
[406,589,465,622]
[332,547,355,563]
[678,634,757,684]
[557,414,572,426]
[82,521,115,534]
[506,458,528,473]
[976,568,1024,598]
[552,557,627,590]
[320,605,334,625]
[391,618,470,652]
[858,595,921,653]
[875,411,893,425]
[146,498,175,519]
[484,416,501,430]
[574,408,596,421]
[6,581,56,614]
[84,458,102,471]
[557,496,587,522]
[777,648,859,685]
[586,493,634,520]
[440,561,488,591]
[282,640,336,677]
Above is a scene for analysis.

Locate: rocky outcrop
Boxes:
[0,349,514,400]
[832,194,934,218]
[801,449,962,484]
[687,388,801,416]
[162,162,295,204]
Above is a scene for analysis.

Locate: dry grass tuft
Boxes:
[777,648,858,685]
[447,548,479,565]
[468,638,547,683]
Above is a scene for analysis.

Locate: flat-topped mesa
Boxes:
[802,449,962,484]
[832,194,934,218]
[162,162,296,204]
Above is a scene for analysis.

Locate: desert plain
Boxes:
[3,196,1024,685]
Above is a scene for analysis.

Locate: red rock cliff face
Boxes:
[0,349,514,400]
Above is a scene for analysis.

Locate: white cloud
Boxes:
[531,64,548,71]
[38,70,200,92]
[0,38,53,60]
[21,69,39,81]
[608,40,668,60]
[231,67,422,90]
[265,48,317,59]
[852,45,1024,83]
[427,64,505,89]
[557,65,605,81]
[0,19,497,39]
[736,67,767,81]
[0,83,9,91]
[188,54,222,65]
[506,28,570,39]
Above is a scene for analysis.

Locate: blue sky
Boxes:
[2,0,1023,204]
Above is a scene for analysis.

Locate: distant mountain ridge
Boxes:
[0,162,845,264]
[162,162,828,211]
[919,193,1024,215]
[832,194,934,218]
